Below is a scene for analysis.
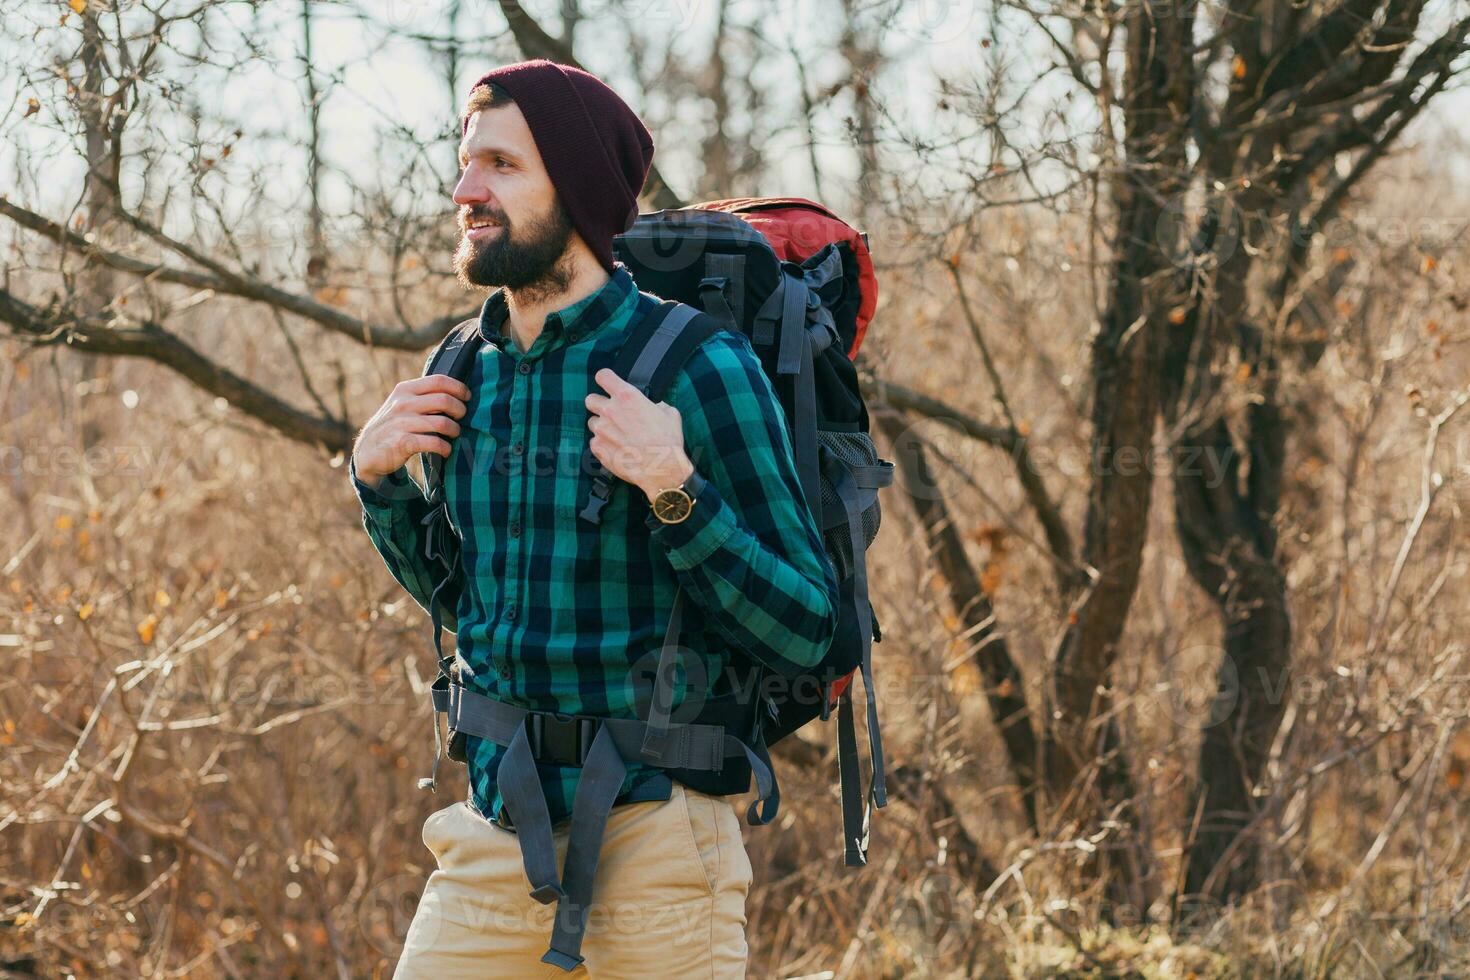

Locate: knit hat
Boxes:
[463,60,654,272]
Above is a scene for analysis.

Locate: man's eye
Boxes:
[495,159,511,168]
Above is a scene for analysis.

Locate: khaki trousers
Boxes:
[392,783,753,979]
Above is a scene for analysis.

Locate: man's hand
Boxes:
[352,375,471,489]
[585,368,693,502]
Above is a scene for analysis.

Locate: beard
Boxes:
[454,197,576,302]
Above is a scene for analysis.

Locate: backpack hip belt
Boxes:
[427,668,777,972]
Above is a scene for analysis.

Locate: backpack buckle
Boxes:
[528,712,598,767]
[578,476,614,525]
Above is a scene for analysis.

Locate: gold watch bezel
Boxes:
[651,485,695,524]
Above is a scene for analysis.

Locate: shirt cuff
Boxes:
[644,470,737,570]
[350,455,420,518]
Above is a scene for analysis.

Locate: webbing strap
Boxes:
[417,500,464,794]
[848,462,896,489]
[774,267,808,376]
[819,450,888,865]
[836,690,869,866]
[754,268,825,521]
[791,327,825,524]
[740,724,780,826]
[577,302,721,526]
[499,724,566,905]
[751,274,784,348]
[626,305,699,392]
[440,679,741,773]
[698,277,735,328]
[542,726,627,970]
[700,253,744,328]
[819,461,894,531]
[640,588,685,763]
[829,451,887,811]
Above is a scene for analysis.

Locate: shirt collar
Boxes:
[476,264,637,354]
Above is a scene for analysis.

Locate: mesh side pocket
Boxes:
[817,429,884,583]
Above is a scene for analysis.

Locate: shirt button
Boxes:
[509,519,522,538]
[517,361,531,375]
[499,662,512,680]
[569,332,582,342]
[505,603,518,622]
[511,440,524,456]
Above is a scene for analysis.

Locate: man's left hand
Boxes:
[585,368,694,502]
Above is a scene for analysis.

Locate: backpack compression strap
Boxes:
[826,448,895,865]
[749,248,846,529]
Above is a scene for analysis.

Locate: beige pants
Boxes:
[393,783,753,979]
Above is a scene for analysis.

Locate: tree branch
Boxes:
[0,194,470,351]
[0,288,353,453]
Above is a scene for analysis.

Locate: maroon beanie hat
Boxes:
[463,60,654,272]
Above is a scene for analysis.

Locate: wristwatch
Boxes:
[650,470,705,525]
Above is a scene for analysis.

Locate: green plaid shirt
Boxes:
[350,264,838,826]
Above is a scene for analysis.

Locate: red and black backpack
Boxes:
[420,198,893,866]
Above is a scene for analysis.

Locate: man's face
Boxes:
[452,103,574,293]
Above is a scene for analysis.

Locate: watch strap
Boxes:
[678,469,706,500]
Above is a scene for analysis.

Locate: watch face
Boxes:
[652,488,693,523]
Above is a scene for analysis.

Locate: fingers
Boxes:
[401,393,468,419]
[395,431,453,459]
[406,413,462,439]
[584,392,610,415]
[593,368,638,399]
[402,374,472,402]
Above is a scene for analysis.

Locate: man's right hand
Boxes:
[352,375,472,490]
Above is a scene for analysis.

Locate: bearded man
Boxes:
[349,60,837,979]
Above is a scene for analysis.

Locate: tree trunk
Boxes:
[1169,348,1293,911]
[1043,0,1196,916]
[875,411,1042,829]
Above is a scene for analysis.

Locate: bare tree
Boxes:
[866,0,1470,916]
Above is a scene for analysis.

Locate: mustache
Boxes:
[460,207,509,229]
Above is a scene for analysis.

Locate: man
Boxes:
[349,59,839,978]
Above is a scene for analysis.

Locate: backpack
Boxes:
[417,197,893,867]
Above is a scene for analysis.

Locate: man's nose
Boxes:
[452,169,491,206]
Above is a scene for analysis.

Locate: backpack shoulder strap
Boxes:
[614,299,725,401]
[420,317,484,503]
[577,299,725,525]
